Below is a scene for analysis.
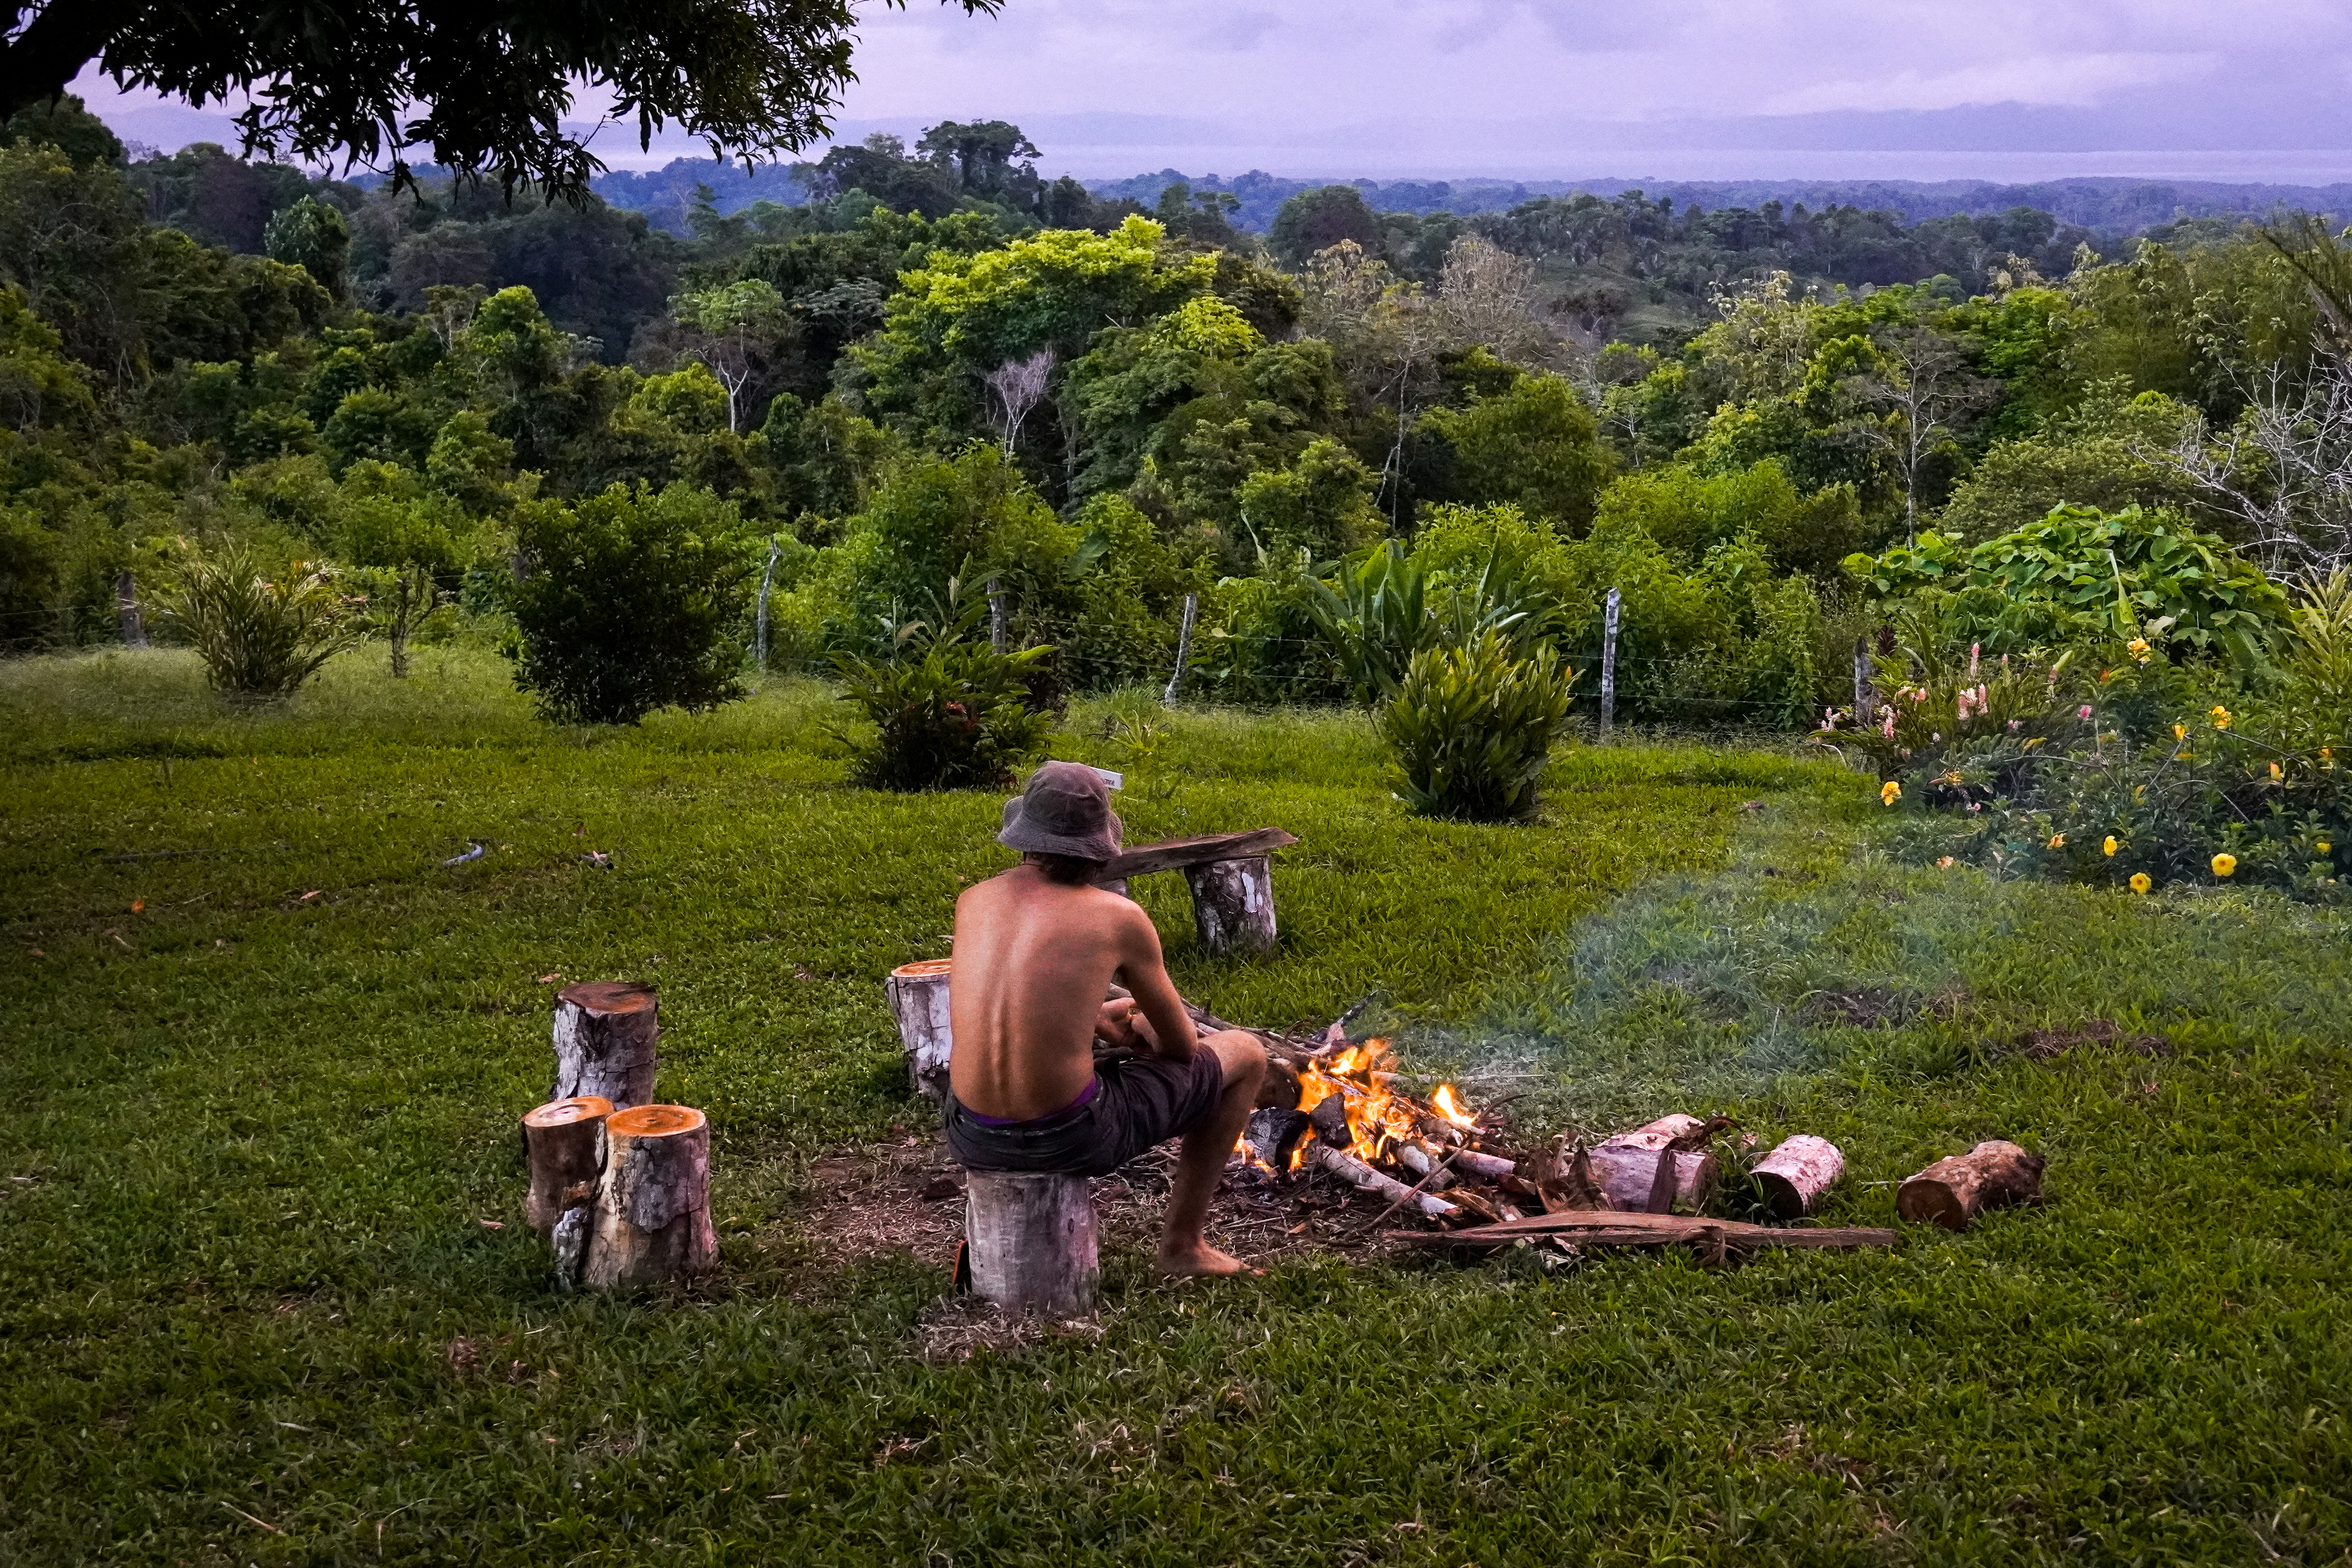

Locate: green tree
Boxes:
[1268,186,1383,269]
[263,195,352,302]
[1416,370,1614,533]
[503,481,755,724]
[7,0,1006,199]
[669,278,793,432]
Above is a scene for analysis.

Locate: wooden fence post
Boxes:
[1599,587,1621,741]
[114,570,147,649]
[753,541,780,669]
[1853,635,1875,718]
[1162,591,1198,708]
[988,577,1009,655]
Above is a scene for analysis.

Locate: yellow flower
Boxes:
[2172,724,2187,742]
[2103,835,2119,856]
[2047,833,2066,849]
[2211,852,2237,878]
[1880,780,1902,806]
[2211,705,2232,730]
[2269,761,2283,781]
[2129,872,2152,894]
[2126,637,2152,663]
[2318,841,2334,854]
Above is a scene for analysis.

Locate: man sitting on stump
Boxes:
[946,762,1267,1278]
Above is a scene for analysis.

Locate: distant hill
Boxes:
[587,156,2352,241]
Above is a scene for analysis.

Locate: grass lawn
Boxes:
[3,646,2348,1566]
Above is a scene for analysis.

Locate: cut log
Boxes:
[1390,1141,1459,1191]
[1096,827,1298,882]
[884,958,955,1103]
[1752,1135,1846,1219]
[551,981,659,1110]
[1305,1091,1353,1153]
[1587,1143,1678,1214]
[581,1105,716,1290]
[964,1171,1099,1315]
[521,1095,613,1236]
[1184,854,1278,956]
[1599,1115,1720,1213]
[1897,1140,2045,1231]
[1310,1143,1458,1219]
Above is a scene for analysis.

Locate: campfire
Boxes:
[1242,1034,1535,1224]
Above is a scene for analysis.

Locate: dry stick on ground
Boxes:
[551,981,659,1110]
[1390,1210,1899,1254]
[582,1105,715,1289]
[522,1095,612,1236]
[1752,1134,1847,1219]
[1897,1140,2045,1231]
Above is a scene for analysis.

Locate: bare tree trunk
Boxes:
[964,1171,1098,1314]
[581,1105,716,1289]
[1898,1140,2045,1231]
[1161,592,1198,708]
[551,981,659,1110]
[390,571,412,679]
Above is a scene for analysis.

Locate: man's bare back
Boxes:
[941,762,1268,1277]
[949,864,1196,1121]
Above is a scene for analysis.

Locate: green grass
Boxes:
[3,646,2347,1565]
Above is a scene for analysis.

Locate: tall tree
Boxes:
[1,0,1003,199]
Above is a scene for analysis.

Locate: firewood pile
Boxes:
[1227,1003,2038,1258]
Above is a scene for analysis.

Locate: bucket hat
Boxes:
[998,761,1123,862]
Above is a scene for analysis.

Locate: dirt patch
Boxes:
[2016,1020,2170,1061]
[785,1131,1418,1296]
[1800,987,1967,1029]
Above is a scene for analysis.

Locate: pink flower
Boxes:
[1969,643,1981,680]
[2007,719,2021,731]
[2079,704,2094,719]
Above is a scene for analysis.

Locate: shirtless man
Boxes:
[944,762,1267,1278]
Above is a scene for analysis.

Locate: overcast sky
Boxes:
[71,0,2352,184]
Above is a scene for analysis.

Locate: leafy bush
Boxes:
[160,539,361,701]
[1847,503,2287,666]
[503,481,754,725]
[832,590,1056,791]
[1379,628,1577,821]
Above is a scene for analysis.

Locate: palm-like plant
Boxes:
[162,541,361,702]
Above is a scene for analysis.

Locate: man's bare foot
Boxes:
[1154,1241,1261,1278]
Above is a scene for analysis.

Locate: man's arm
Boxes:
[1114,903,1198,1061]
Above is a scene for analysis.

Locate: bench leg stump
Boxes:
[1183,854,1277,955]
[965,1171,1099,1315]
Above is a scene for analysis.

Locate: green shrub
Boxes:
[832,592,1056,791]
[1379,628,1577,821]
[503,481,755,725]
[160,539,361,701]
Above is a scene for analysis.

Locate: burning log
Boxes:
[1897,1140,2045,1231]
[551,981,659,1111]
[522,1095,612,1236]
[1390,1141,1459,1190]
[581,1105,716,1290]
[965,1171,1099,1315]
[1309,1143,1458,1219]
[1245,1107,1312,1172]
[1752,1135,1845,1219]
[1599,1114,1721,1213]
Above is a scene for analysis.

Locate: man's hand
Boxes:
[1094,998,1145,1050]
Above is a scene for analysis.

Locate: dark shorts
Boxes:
[943,1048,1227,1177]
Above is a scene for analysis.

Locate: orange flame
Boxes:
[1429,1083,1474,1128]
[1291,1038,1473,1166]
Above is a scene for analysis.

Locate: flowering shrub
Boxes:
[1820,602,2350,899]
